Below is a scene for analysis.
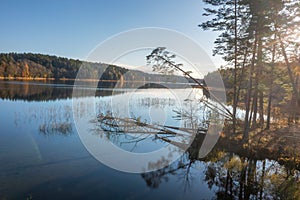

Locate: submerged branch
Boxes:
[97,114,208,136]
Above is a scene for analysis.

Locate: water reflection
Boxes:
[0,80,124,101]
[93,88,213,152]
[0,81,300,199]
[90,87,300,198]
[106,92,215,146]
[140,142,300,199]
[12,100,73,136]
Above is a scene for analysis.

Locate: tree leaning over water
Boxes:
[146,47,233,119]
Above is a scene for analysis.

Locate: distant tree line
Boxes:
[0,53,80,79]
[0,53,189,84]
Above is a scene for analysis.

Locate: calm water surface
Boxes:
[0,81,299,200]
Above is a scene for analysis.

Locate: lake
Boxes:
[0,80,299,200]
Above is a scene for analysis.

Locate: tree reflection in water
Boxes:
[4,81,300,199]
[140,141,300,200]
[94,94,300,199]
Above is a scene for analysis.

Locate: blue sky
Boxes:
[0,0,224,67]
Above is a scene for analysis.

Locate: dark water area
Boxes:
[0,81,299,200]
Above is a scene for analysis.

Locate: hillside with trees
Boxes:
[0,53,188,84]
[0,53,81,79]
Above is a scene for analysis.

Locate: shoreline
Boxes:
[0,77,222,92]
[0,76,56,81]
[0,77,193,84]
[0,77,102,82]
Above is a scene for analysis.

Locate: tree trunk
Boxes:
[244,37,257,142]
[252,89,258,127]
[266,87,273,129]
[266,34,277,129]
[252,36,263,128]
[259,91,264,127]
[279,35,299,123]
[236,48,249,108]
[233,0,238,134]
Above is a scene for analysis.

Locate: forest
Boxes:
[0,53,82,79]
[0,52,188,85]
[199,0,299,139]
